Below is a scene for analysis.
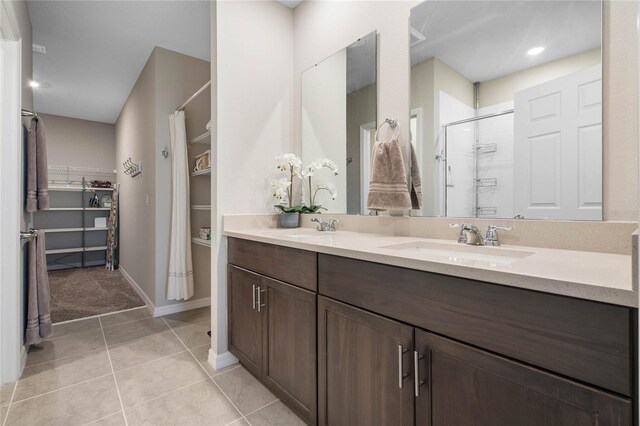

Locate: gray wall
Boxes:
[116,46,210,308]
[40,113,116,169]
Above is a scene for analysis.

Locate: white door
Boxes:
[0,1,26,385]
[514,65,602,220]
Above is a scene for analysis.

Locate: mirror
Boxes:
[410,1,602,220]
[301,31,377,214]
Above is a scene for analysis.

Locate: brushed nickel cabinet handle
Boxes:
[398,345,404,388]
[252,284,256,310]
[257,286,261,312]
[258,287,266,312]
[414,350,425,397]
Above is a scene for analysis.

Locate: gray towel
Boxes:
[26,117,49,212]
[367,139,411,211]
[409,142,423,209]
[26,230,52,345]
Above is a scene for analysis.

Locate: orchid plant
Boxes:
[301,159,339,213]
[271,153,304,213]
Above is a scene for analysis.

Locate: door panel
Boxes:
[318,296,414,426]
[262,276,316,424]
[514,64,602,220]
[227,265,262,378]
[415,329,631,426]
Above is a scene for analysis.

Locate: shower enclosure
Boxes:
[443,109,514,218]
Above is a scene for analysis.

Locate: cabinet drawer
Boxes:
[319,254,633,397]
[228,238,317,291]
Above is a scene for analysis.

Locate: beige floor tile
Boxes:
[1,382,15,406]
[162,307,211,329]
[214,366,277,415]
[115,351,208,408]
[99,308,151,328]
[245,401,305,426]
[84,411,126,426]
[228,419,250,426]
[125,379,241,426]
[173,322,210,349]
[108,331,184,371]
[49,317,101,340]
[102,318,168,347]
[14,348,111,402]
[4,375,121,426]
[190,345,241,378]
[1,405,7,425]
[26,329,106,366]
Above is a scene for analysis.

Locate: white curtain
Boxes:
[167,111,194,300]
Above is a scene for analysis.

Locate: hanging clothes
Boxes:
[167,110,194,300]
[106,184,120,271]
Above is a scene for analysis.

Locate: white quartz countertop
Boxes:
[223,227,637,308]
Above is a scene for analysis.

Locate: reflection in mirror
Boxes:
[410,1,602,220]
[302,31,377,214]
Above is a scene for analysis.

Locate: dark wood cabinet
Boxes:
[227,259,317,425]
[414,329,632,426]
[227,265,263,379]
[262,276,317,424]
[318,296,414,426]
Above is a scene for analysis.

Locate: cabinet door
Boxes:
[262,276,317,425]
[318,296,414,426]
[414,329,631,426]
[227,265,263,379]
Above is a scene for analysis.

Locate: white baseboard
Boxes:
[118,267,154,316]
[20,344,27,374]
[153,297,211,317]
[119,267,210,317]
[208,349,238,371]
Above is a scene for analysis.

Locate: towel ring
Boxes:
[374,118,401,142]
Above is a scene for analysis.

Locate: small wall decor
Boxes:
[123,158,142,178]
[161,147,169,159]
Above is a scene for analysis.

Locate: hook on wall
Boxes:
[161,147,169,159]
[123,157,142,179]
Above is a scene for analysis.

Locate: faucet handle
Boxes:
[328,219,339,232]
[449,223,467,244]
[485,225,512,246]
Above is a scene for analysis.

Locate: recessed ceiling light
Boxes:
[527,46,545,56]
[29,81,40,88]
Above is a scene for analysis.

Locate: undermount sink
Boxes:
[379,241,534,266]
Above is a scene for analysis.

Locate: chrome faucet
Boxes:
[311,218,338,232]
[449,224,484,245]
[484,225,512,246]
[450,223,512,246]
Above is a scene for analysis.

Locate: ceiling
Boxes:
[28,1,211,124]
[410,0,601,83]
[277,0,303,9]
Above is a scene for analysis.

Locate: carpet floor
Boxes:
[48,267,145,323]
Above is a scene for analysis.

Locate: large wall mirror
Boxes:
[302,31,377,214]
[410,1,602,220]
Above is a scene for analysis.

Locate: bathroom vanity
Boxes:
[225,229,636,426]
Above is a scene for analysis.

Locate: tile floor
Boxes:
[0,307,305,426]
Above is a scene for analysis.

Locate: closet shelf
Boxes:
[47,207,111,211]
[190,205,211,210]
[190,130,211,145]
[49,185,114,192]
[191,237,212,248]
[45,246,107,255]
[44,227,108,233]
[191,168,211,177]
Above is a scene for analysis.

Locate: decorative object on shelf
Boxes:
[301,158,338,213]
[88,193,100,208]
[90,180,113,189]
[194,150,211,172]
[101,194,112,208]
[272,153,304,228]
[199,227,211,240]
[123,158,142,178]
[161,146,169,159]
